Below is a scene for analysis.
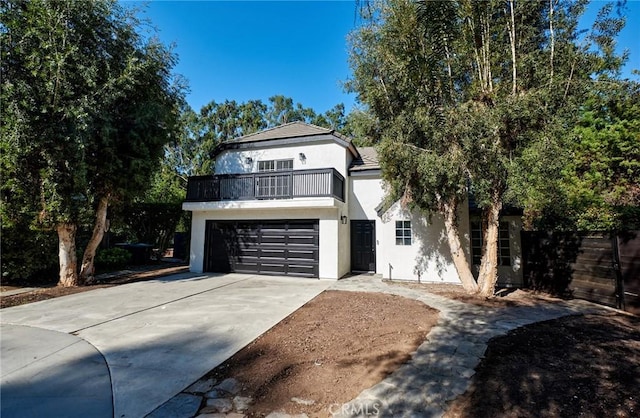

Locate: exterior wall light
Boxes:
[245,157,253,165]
[340,215,348,224]
[299,153,306,162]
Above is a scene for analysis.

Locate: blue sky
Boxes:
[129,0,640,114]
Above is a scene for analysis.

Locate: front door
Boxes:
[351,220,376,272]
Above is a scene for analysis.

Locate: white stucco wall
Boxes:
[187,206,345,279]
[215,141,351,178]
[349,174,384,220]
[377,202,472,283]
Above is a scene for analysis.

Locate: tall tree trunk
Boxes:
[549,0,555,85]
[507,0,517,95]
[80,195,109,284]
[57,223,79,287]
[477,197,502,296]
[442,198,479,294]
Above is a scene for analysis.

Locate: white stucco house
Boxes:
[182,122,524,287]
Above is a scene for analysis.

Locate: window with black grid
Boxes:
[395,220,412,245]
[470,221,511,266]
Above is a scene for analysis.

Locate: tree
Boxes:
[1,0,182,286]
[567,80,640,230]
[347,0,627,295]
[513,79,640,231]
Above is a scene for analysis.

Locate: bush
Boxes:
[95,248,131,270]
[1,223,59,282]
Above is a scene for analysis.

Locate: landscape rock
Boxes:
[291,397,315,406]
[214,377,241,395]
[146,393,202,418]
[201,398,233,414]
[204,389,227,399]
[265,412,309,418]
[185,378,218,394]
[233,396,253,411]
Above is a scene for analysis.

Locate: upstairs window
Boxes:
[471,221,511,266]
[258,159,293,172]
[395,221,412,245]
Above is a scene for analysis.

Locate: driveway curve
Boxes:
[0,324,113,418]
[0,273,331,418]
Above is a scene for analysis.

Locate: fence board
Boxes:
[522,231,640,312]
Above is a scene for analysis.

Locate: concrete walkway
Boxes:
[330,276,611,418]
[0,273,331,418]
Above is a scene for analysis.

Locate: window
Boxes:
[471,221,511,266]
[276,159,293,171]
[258,160,274,172]
[256,159,294,197]
[395,221,412,245]
[258,159,293,172]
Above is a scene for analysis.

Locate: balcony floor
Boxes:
[182,196,343,212]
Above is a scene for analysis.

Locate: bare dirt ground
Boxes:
[201,290,439,417]
[0,264,188,309]
[386,280,563,307]
[446,312,640,418]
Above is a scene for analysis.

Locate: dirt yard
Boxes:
[446,312,640,418]
[200,290,439,417]
[0,264,188,309]
[386,280,563,308]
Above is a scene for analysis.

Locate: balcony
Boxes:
[185,168,345,203]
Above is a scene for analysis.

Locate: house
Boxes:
[182,122,524,287]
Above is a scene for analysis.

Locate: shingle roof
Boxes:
[349,146,380,171]
[232,121,336,143]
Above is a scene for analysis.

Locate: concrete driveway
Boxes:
[0,273,331,418]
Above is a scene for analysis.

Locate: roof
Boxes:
[213,121,358,157]
[233,121,336,143]
[349,146,380,172]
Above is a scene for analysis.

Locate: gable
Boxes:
[212,121,358,159]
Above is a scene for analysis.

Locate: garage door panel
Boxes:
[261,235,287,245]
[287,236,318,246]
[287,221,319,230]
[259,249,284,258]
[204,220,319,278]
[234,261,261,271]
[287,264,317,276]
[288,249,317,261]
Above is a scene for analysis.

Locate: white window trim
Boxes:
[258,159,294,172]
[395,220,412,246]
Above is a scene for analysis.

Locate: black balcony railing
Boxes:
[185,168,345,202]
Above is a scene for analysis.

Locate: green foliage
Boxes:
[1,0,183,284]
[347,0,632,294]
[565,81,639,230]
[1,222,59,282]
[347,0,630,227]
[95,248,132,270]
[112,203,185,254]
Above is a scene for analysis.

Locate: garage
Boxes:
[204,220,319,278]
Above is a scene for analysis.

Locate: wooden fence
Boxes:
[521,231,640,314]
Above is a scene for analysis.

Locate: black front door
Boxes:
[351,220,376,272]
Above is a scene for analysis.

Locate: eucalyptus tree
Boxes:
[347,0,627,295]
[1,0,182,286]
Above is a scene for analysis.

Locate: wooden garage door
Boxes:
[204,220,319,278]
